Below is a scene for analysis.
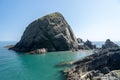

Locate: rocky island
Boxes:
[9,12,78,54]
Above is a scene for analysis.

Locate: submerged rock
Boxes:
[10,12,78,53]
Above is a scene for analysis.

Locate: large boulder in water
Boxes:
[10,12,78,52]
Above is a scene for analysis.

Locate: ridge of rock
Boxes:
[64,39,120,80]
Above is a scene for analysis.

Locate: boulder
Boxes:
[10,12,78,53]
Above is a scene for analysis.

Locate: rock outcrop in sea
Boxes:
[78,39,96,50]
[102,39,119,49]
[83,40,96,49]
[10,12,78,53]
[77,38,83,43]
[64,39,120,80]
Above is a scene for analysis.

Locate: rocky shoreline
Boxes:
[4,12,120,79]
[63,39,120,80]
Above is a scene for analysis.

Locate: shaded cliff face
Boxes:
[11,12,78,52]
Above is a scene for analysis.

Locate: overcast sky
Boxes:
[0,0,120,41]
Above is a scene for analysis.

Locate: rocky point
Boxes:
[64,39,120,80]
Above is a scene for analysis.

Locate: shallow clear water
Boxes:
[0,42,99,80]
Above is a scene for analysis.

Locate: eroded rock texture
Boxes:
[64,39,120,80]
[10,12,78,52]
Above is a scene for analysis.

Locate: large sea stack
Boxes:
[10,12,78,53]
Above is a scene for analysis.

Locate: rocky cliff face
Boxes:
[10,12,78,52]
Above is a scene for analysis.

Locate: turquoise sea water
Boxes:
[0,41,119,80]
